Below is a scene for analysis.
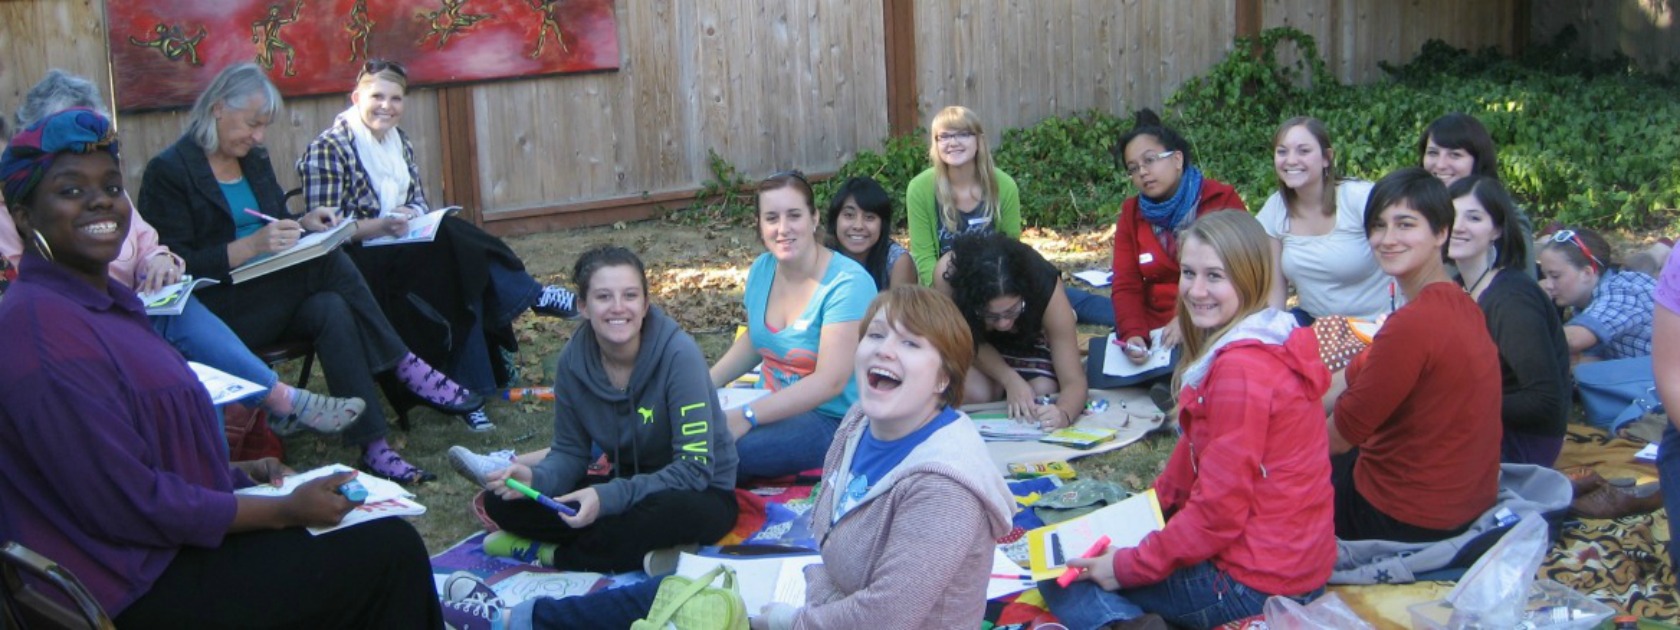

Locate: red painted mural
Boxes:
[106,0,620,112]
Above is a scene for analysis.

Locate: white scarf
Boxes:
[1179,308,1298,389]
[341,107,411,216]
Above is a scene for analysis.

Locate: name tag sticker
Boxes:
[792,318,812,331]
[967,216,992,227]
[1138,253,1154,265]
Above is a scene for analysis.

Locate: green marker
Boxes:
[504,478,577,516]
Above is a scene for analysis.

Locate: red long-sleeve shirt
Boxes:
[1111,180,1246,342]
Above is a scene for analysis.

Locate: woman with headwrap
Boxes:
[0,107,445,628]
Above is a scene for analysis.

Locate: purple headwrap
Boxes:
[0,107,119,207]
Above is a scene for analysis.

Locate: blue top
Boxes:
[0,255,237,615]
[743,251,872,419]
[1571,268,1656,360]
[219,177,265,239]
[835,406,961,519]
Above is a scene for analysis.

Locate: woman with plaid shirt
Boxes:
[298,60,579,432]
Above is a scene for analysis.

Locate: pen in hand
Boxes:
[242,208,278,223]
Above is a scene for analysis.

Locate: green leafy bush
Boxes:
[682,27,1680,232]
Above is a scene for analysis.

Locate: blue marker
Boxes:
[338,478,368,502]
[504,478,578,517]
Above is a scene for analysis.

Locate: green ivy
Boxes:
[678,27,1680,232]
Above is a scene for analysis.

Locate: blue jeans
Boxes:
[150,295,277,407]
[512,577,659,629]
[735,409,841,479]
[1039,561,1315,630]
[486,261,542,328]
[1065,287,1115,327]
[1660,424,1680,571]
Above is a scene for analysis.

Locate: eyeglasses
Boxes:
[980,300,1029,323]
[361,59,408,79]
[1550,229,1604,272]
[1124,150,1178,176]
[936,130,976,144]
[766,169,810,189]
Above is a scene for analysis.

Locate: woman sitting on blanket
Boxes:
[462,245,740,573]
[1537,226,1656,363]
[823,176,917,291]
[0,107,449,628]
[297,59,580,432]
[1446,175,1570,467]
[1328,168,1501,543]
[944,231,1088,429]
[437,286,1015,629]
[1040,211,1334,630]
[708,170,874,479]
[138,63,478,484]
[0,69,364,436]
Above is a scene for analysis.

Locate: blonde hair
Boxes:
[1169,211,1275,396]
[928,106,1000,233]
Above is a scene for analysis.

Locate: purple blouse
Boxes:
[0,254,237,615]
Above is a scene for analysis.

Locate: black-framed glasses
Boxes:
[1550,229,1604,272]
[980,300,1029,323]
[1123,150,1178,176]
[362,59,408,79]
[766,169,810,189]
[936,130,976,144]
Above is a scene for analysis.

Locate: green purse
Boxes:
[630,564,749,630]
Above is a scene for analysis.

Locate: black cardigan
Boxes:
[136,137,291,283]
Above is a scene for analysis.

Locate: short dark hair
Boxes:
[945,232,1056,353]
[1112,108,1194,172]
[823,176,896,289]
[572,245,648,296]
[1365,168,1454,255]
[1446,175,1529,270]
[1418,112,1498,178]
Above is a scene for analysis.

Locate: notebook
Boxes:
[229,219,357,284]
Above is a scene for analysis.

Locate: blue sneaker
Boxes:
[441,571,505,630]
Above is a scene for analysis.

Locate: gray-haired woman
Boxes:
[137,63,474,484]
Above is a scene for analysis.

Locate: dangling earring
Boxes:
[30,229,54,262]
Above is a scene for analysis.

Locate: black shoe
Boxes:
[360,449,438,486]
[1149,381,1176,412]
[414,388,485,415]
[531,285,579,319]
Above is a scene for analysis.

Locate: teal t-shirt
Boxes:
[744,251,872,419]
[219,178,266,239]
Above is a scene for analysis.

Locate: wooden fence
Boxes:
[1532,0,1680,72]
[0,0,1549,235]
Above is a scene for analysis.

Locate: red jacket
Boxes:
[1111,179,1246,342]
[1113,326,1335,596]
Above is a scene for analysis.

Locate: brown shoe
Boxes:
[1561,466,1607,498]
[1571,482,1664,519]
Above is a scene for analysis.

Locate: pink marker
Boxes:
[1057,535,1111,587]
[242,208,278,223]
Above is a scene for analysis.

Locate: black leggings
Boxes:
[484,479,739,573]
[115,518,440,629]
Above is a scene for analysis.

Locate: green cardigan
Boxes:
[904,167,1021,285]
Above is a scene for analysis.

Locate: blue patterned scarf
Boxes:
[1137,165,1204,231]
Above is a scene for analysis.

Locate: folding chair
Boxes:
[0,542,114,630]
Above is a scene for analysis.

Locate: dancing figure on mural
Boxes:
[418,0,493,50]
[252,0,304,77]
[527,0,569,58]
[129,23,209,66]
[345,0,375,63]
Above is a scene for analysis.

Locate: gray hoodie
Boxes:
[529,306,738,517]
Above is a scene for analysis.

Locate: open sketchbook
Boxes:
[674,550,822,613]
[1025,489,1165,581]
[234,464,425,535]
[229,219,357,284]
[361,206,459,247]
[139,276,218,316]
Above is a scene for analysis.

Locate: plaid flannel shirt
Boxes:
[295,115,428,219]
[1571,268,1656,360]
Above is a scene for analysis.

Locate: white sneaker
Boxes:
[447,446,515,489]
[642,543,700,577]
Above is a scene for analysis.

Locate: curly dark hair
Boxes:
[945,232,1056,352]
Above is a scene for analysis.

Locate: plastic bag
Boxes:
[1263,592,1374,629]
[1443,512,1550,628]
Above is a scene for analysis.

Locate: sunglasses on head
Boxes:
[1550,229,1604,273]
[767,169,810,189]
[362,59,407,79]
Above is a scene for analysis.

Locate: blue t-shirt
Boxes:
[744,251,872,419]
[835,406,960,520]
[219,178,266,239]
